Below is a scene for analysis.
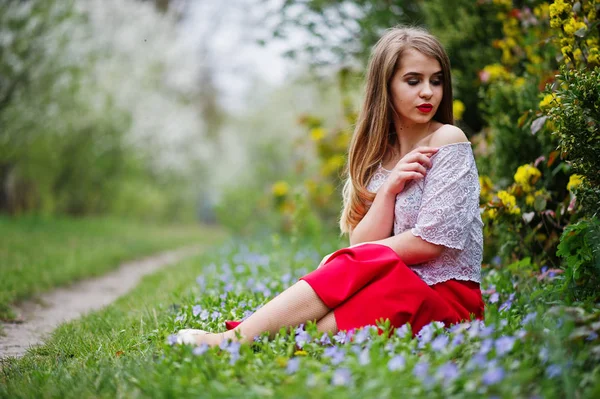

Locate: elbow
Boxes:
[428,243,445,259]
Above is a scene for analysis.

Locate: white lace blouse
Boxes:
[366,142,483,285]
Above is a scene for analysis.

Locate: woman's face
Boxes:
[389,48,444,127]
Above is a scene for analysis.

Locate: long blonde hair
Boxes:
[339,26,454,234]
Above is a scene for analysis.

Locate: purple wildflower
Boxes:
[219,339,230,351]
[332,368,352,386]
[174,314,185,323]
[358,349,370,366]
[353,327,372,344]
[546,364,562,378]
[539,347,549,363]
[333,331,348,344]
[413,361,430,380]
[449,323,469,334]
[192,305,203,317]
[295,331,312,349]
[436,361,459,383]
[586,331,598,341]
[515,329,527,339]
[451,333,464,348]
[286,357,300,374]
[479,339,493,355]
[489,293,499,304]
[192,344,209,356]
[495,336,516,356]
[395,324,411,338]
[323,346,345,365]
[499,293,515,312]
[417,323,437,345]
[211,310,221,319]
[242,310,254,320]
[431,334,449,351]
[387,355,406,371]
[467,353,488,370]
[319,334,332,346]
[200,309,209,321]
[521,312,537,325]
[226,341,241,364]
[167,334,178,345]
[482,366,505,385]
[468,320,487,338]
[295,324,305,335]
[281,273,291,284]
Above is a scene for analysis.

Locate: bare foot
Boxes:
[176,329,229,346]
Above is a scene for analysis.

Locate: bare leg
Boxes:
[316,311,338,334]
[181,280,330,346]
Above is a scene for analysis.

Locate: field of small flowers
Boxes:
[3,237,598,398]
[159,242,600,398]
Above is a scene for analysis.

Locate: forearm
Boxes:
[368,230,444,265]
[349,187,396,246]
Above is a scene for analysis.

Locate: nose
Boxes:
[420,83,433,99]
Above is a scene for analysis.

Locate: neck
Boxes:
[392,119,432,157]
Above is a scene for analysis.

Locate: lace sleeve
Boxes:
[411,143,481,250]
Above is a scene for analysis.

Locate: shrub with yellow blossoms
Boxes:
[453,99,466,121]
[549,0,599,67]
[514,164,542,192]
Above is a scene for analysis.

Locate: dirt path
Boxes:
[0,246,201,359]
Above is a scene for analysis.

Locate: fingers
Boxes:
[398,162,427,175]
[394,147,438,169]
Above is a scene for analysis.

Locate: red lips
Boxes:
[417,104,433,113]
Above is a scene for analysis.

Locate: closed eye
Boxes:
[407,79,443,86]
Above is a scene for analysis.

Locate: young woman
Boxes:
[177,26,485,346]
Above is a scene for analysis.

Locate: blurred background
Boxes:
[1,0,598,267]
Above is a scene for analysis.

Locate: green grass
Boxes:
[0,215,226,321]
[1,237,599,398]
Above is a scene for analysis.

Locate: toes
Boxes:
[176,329,207,345]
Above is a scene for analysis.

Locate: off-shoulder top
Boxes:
[366,142,483,285]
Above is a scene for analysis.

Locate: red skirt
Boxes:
[226,244,484,335]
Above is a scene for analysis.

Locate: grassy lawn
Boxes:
[1,237,598,398]
[0,215,226,321]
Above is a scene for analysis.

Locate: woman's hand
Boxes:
[382,146,438,195]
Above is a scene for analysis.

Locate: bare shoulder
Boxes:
[428,124,469,147]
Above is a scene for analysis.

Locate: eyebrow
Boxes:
[402,71,443,77]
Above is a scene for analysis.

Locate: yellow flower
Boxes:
[567,174,584,191]
[272,181,290,197]
[453,99,466,121]
[549,0,571,20]
[539,93,560,110]
[526,194,535,206]
[561,45,573,58]
[514,77,527,88]
[479,175,493,199]
[563,18,586,36]
[497,190,521,215]
[534,4,549,18]
[485,208,498,220]
[275,357,288,367]
[310,127,326,142]
[492,0,512,8]
[480,64,512,83]
[321,155,345,176]
[514,164,542,192]
[294,350,308,356]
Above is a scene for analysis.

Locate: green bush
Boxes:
[557,217,600,302]
[546,67,600,217]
